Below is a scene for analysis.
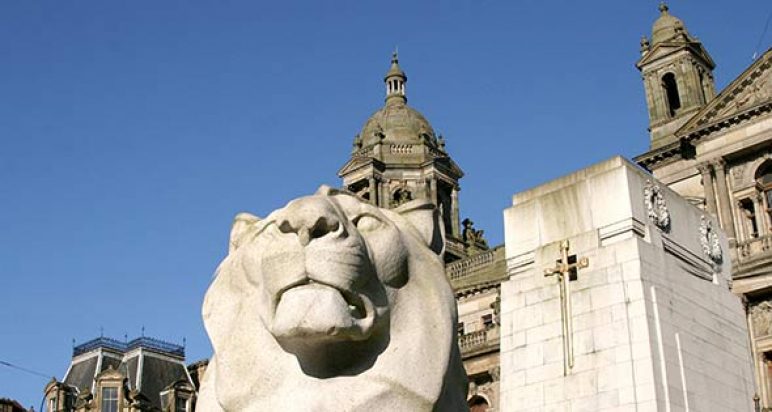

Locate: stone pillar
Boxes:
[451,187,460,238]
[368,177,377,206]
[736,200,749,240]
[429,178,437,205]
[698,162,718,215]
[379,180,389,208]
[759,192,772,235]
[712,158,737,239]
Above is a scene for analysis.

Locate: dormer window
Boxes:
[175,397,188,412]
[101,387,118,412]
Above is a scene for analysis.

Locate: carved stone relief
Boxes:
[700,215,723,267]
[644,180,671,231]
[751,300,772,338]
[731,163,746,186]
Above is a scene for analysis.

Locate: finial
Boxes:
[640,35,650,53]
[141,326,145,337]
[384,49,407,103]
[658,2,669,14]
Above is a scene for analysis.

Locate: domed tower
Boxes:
[338,52,468,261]
[637,2,716,149]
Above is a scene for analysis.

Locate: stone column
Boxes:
[368,177,377,206]
[736,200,749,240]
[451,187,460,238]
[712,158,737,239]
[380,180,389,208]
[698,162,718,215]
[429,178,438,205]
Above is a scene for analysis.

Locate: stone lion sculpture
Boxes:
[198,185,468,411]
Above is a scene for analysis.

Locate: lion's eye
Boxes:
[354,215,383,232]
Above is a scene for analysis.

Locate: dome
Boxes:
[358,100,437,148]
[651,3,687,44]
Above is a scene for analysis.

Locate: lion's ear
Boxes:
[229,212,261,253]
[395,200,445,256]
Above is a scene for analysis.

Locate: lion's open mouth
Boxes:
[269,275,377,343]
[277,278,366,320]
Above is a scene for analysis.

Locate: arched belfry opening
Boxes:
[662,72,681,117]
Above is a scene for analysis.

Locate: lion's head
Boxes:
[199,186,468,411]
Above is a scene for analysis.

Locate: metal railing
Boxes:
[73,336,184,357]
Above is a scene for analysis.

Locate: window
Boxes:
[662,73,681,117]
[101,387,118,412]
[48,398,56,412]
[457,322,465,336]
[698,70,708,103]
[175,397,188,412]
[756,162,772,234]
[482,314,494,329]
[740,199,759,238]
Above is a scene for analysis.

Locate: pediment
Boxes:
[95,364,125,381]
[637,42,714,69]
[337,156,374,177]
[677,49,771,136]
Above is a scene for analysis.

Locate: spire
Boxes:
[384,50,407,104]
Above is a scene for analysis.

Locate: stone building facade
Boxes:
[633,4,772,408]
[43,337,201,412]
[0,398,29,412]
[338,4,772,410]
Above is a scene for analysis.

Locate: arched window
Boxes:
[698,70,708,103]
[391,188,412,207]
[662,73,681,117]
[468,395,490,412]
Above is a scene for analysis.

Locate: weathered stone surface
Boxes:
[198,185,468,412]
[501,156,755,411]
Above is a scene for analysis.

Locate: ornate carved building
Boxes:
[634,3,772,409]
[43,337,202,412]
[339,4,772,410]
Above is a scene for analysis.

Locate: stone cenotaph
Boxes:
[500,156,755,411]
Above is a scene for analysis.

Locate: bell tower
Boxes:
[338,52,472,262]
[637,2,716,149]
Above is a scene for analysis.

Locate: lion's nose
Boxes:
[276,198,341,246]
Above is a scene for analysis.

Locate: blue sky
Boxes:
[1,0,769,407]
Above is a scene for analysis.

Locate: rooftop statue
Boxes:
[198,185,468,411]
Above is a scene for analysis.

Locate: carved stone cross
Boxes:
[544,239,589,375]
